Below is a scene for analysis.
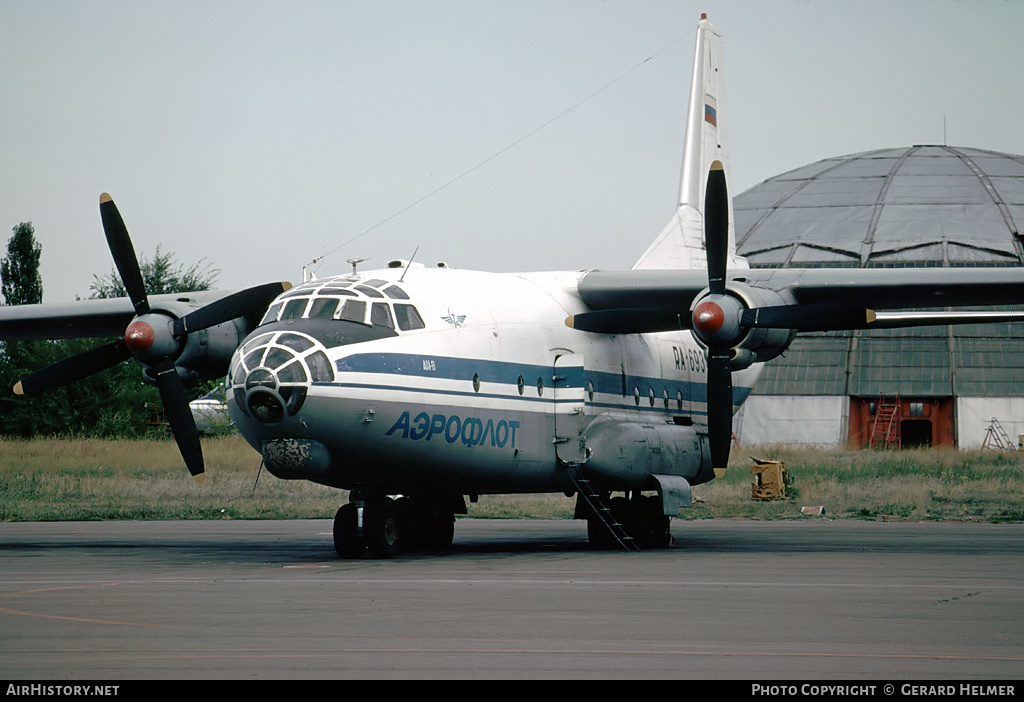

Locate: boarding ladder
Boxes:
[982,417,1015,451]
[566,468,639,553]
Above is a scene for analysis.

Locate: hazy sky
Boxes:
[3,0,1023,303]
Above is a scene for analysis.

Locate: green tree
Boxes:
[1,222,43,305]
[89,244,218,299]
[0,337,161,438]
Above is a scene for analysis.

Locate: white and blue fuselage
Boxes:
[225,265,760,498]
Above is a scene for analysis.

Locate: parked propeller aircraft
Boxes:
[5,15,1024,557]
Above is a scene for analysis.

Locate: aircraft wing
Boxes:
[0,290,252,341]
[572,267,1024,333]
[577,267,1024,310]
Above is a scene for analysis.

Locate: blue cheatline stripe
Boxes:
[336,352,578,384]
[328,352,752,414]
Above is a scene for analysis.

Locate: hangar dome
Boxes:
[735,145,1024,268]
[731,145,1024,450]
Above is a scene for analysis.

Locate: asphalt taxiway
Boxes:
[1,519,1021,679]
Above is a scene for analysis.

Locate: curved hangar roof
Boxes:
[735,145,1024,268]
[732,145,1024,400]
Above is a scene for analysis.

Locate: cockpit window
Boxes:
[281,298,308,320]
[257,277,425,333]
[383,285,409,300]
[394,304,425,331]
[260,302,282,326]
[371,302,395,329]
[338,299,366,323]
[309,298,338,320]
[355,285,384,298]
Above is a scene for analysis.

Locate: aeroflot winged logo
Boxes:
[441,309,467,327]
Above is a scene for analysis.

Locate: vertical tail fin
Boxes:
[633,14,742,272]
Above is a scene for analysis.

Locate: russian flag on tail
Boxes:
[704,93,717,127]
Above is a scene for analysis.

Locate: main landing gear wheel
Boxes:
[333,495,455,559]
[333,503,362,559]
[332,498,403,559]
[364,498,401,558]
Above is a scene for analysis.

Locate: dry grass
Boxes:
[690,445,1024,521]
[0,435,344,521]
[1,437,1021,522]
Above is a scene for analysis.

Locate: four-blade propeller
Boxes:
[14,193,289,483]
[566,169,885,475]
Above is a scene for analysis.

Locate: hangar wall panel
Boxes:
[957,398,1024,449]
[735,396,846,447]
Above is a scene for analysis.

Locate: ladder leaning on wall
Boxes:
[868,395,900,449]
[982,417,1015,451]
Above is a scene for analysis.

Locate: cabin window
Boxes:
[536,377,544,397]
[517,376,525,396]
[394,304,425,331]
[649,388,656,407]
[472,373,480,393]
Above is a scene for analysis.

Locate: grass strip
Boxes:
[1,437,1021,522]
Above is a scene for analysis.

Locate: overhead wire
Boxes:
[306,28,694,274]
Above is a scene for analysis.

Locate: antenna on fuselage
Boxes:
[399,246,420,283]
[347,258,368,276]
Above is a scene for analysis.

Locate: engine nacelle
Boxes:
[689,282,797,370]
[134,300,248,385]
[583,416,714,488]
[175,320,244,382]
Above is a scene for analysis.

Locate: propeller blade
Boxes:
[171,282,291,338]
[706,349,733,475]
[566,308,691,334]
[13,340,132,396]
[99,193,150,317]
[740,304,876,332]
[153,362,205,483]
[705,166,729,296]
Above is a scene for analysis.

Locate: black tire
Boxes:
[333,503,364,559]
[632,496,672,549]
[364,499,401,558]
